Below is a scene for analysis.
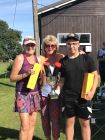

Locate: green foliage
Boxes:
[0,20,22,61]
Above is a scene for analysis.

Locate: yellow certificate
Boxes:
[27,63,41,90]
[81,73,94,99]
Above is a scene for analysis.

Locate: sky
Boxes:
[0,0,59,40]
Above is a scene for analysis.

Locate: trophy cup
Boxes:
[47,75,58,99]
[46,62,61,99]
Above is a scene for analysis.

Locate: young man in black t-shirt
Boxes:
[58,33,98,140]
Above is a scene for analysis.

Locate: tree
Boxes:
[0,20,22,61]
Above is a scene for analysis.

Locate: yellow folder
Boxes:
[81,73,94,99]
[27,63,41,90]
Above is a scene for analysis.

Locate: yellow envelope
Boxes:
[27,63,41,90]
[81,73,94,99]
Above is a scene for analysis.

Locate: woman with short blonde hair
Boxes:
[40,35,64,140]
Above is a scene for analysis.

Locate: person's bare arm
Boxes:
[55,77,64,91]
[10,54,31,82]
[79,50,85,54]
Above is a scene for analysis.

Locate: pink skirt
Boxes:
[14,91,41,113]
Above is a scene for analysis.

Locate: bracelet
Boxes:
[22,74,24,79]
[22,72,29,79]
[22,73,26,79]
[42,74,46,77]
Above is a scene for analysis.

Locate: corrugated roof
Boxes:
[38,0,77,15]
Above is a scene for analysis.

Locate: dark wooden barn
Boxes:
[38,0,105,64]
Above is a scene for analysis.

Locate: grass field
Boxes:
[1,62,105,140]
[0,62,66,140]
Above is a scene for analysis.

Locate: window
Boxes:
[57,33,92,46]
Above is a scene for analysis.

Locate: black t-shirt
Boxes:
[60,54,97,100]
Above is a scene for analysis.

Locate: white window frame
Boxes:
[57,33,92,46]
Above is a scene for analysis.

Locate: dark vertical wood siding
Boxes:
[39,0,105,65]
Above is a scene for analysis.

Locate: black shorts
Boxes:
[65,99,92,120]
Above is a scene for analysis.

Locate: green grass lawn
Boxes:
[1,62,105,140]
[0,62,66,140]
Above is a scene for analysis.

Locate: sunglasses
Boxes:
[26,43,36,47]
[45,44,56,49]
